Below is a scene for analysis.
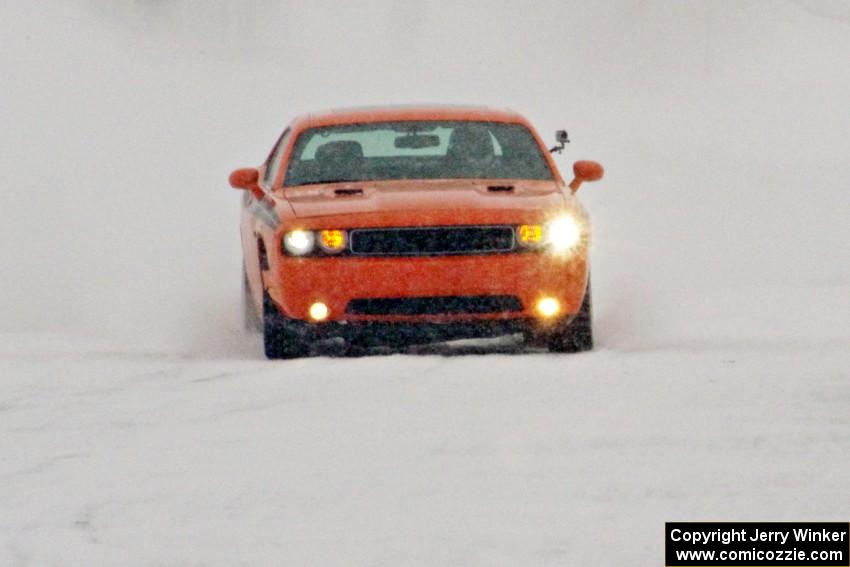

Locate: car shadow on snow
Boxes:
[315,334,540,357]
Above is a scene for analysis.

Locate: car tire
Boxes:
[242,263,262,333]
[545,280,594,353]
[263,289,311,359]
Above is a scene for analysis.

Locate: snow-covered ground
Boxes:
[2,331,847,566]
[2,1,849,565]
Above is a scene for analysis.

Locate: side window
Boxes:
[262,128,291,187]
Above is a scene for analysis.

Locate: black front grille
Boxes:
[349,226,515,256]
[346,295,523,316]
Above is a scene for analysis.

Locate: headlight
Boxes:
[545,215,582,253]
[283,230,315,256]
[516,215,584,253]
[318,229,347,254]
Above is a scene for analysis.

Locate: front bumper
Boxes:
[266,249,588,324]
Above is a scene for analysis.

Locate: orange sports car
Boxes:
[229,106,604,358]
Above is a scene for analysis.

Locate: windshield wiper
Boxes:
[293,178,357,186]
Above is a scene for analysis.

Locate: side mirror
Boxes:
[549,130,570,153]
[229,167,259,190]
[568,160,604,194]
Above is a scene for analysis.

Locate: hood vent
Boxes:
[487,185,514,193]
[334,188,364,196]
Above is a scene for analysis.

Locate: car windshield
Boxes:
[283,120,553,186]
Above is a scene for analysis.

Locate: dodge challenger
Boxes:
[229,106,604,358]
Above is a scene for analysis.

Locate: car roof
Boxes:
[288,105,531,131]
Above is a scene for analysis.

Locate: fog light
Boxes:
[309,302,329,322]
[536,297,560,318]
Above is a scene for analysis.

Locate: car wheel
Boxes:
[242,263,262,333]
[545,281,594,353]
[262,289,311,359]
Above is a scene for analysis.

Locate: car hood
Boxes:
[281,179,567,221]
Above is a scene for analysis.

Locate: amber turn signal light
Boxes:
[517,224,543,247]
[318,229,347,253]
